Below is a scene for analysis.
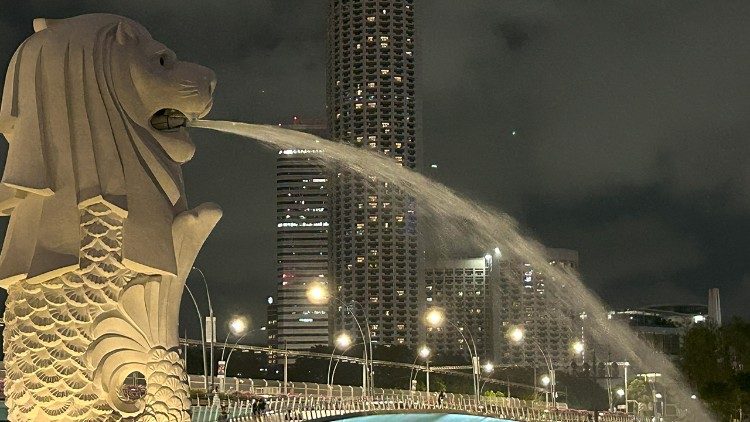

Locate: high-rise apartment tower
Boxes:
[493,248,579,368]
[326,0,419,346]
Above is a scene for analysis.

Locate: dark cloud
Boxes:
[0,0,748,340]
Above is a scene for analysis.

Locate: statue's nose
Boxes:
[201,67,217,98]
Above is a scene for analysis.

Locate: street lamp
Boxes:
[190,267,215,392]
[419,346,431,359]
[328,333,354,385]
[410,346,432,393]
[218,317,249,393]
[540,374,551,408]
[572,340,584,355]
[507,326,524,343]
[479,362,495,394]
[424,308,481,403]
[507,326,557,408]
[425,308,445,327]
[224,327,266,377]
[307,283,373,395]
[306,281,329,305]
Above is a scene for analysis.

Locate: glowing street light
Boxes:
[691,394,697,400]
[306,282,329,305]
[414,345,432,393]
[507,326,524,344]
[616,388,625,398]
[424,308,445,328]
[418,346,431,359]
[423,308,480,402]
[540,374,551,387]
[572,340,584,355]
[483,362,494,373]
[229,317,248,336]
[655,393,663,399]
[335,332,352,349]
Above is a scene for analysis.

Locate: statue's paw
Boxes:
[171,203,222,281]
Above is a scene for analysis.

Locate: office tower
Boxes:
[708,288,721,327]
[493,248,579,368]
[274,121,331,357]
[424,257,491,358]
[326,0,419,346]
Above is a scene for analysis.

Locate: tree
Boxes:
[627,378,653,418]
[680,318,750,420]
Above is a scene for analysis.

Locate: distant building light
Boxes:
[693,315,706,323]
[430,164,438,168]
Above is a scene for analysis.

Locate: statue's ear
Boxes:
[115,21,138,46]
[32,18,62,32]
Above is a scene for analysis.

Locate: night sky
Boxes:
[1,1,749,343]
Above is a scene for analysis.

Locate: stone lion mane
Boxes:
[0,14,186,286]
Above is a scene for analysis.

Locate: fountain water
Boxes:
[190,119,712,420]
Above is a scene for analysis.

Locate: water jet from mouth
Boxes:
[189,119,713,420]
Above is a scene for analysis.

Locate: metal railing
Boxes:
[187,376,632,422]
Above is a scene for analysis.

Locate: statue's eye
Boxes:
[159,56,165,66]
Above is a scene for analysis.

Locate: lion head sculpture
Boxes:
[0,14,216,284]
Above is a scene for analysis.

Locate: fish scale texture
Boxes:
[3,204,190,421]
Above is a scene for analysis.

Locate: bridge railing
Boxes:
[187,375,540,409]
[190,394,633,422]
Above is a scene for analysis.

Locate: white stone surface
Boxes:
[0,14,219,421]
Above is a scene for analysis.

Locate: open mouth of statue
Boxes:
[150,108,188,131]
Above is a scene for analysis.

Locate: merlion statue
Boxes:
[0,14,221,421]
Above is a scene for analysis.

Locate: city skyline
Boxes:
[0,1,749,344]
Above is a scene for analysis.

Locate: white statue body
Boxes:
[0,14,220,421]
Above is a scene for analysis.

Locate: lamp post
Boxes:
[190,267,214,392]
[217,317,249,393]
[223,327,265,376]
[329,339,367,387]
[307,282,373,396]
[409,346,432,392]
[507,326,557,408]
[328,333,353,385]
[541,374,551,408]
[183,284,209,391]
[424,308,480,403]
[479,362,494,394]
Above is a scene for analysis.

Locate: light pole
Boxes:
[329,339,367,387]
[541,373,551,408]
[609,361,630,414]
[183,284,208,391]
[217,317,248,393]
[409,346,431,392]
[307,282,373,396]
[479,362,494,394]
[190,267,214,392]
[507,326,558,408]
[616,388,625,412]
[224,327,265,376]
[424,308,481,403]
[328,333,353,385]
